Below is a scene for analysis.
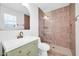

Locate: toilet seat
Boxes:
[38,43,50,51]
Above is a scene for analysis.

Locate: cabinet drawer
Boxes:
[24,45,38,56]
[6,40,38,56]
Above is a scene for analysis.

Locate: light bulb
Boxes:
[21,3,29,7]
[43,15,49,20]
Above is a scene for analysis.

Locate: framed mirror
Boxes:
[0,3,30,30]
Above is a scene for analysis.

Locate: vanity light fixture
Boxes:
[21,3,30,12]
[21,3,29,8]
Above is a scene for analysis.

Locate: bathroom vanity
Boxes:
[5,40,38,56]
[1,36,39,56]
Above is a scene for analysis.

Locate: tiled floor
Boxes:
[48,45,72,56]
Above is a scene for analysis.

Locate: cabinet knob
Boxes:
[18,50,22,54]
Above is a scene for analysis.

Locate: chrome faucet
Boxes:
[17,31,23,39]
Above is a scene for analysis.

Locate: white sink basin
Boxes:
[2,36,40,52]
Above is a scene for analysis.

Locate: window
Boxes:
[4,13,16,30]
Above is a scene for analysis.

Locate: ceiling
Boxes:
[33,3,69,12]
[0,3,69,15]
[0,3,30,15]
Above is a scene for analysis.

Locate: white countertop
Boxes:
[2,36,40,52]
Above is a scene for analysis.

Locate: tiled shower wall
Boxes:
[46,5,70,48]
[69,4,75,56]
[38,8,45,42]
[39,4,75,55]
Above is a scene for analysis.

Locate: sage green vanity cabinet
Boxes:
[5,40,38,56]
[0,51,2,56]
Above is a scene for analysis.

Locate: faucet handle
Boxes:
[20,31,23,36]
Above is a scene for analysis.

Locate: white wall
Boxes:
[0,4,38,41]
[75,4,79,56]
[28,4,38,36]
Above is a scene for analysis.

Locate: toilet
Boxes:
[38,38,50,56]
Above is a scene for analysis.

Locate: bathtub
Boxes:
[49,44,72,56]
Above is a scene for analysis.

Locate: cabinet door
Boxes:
[0,51,2,56]
[6,40,38,56]
[24,45,38,56]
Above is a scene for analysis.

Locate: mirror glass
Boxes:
[0,3,30,30]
